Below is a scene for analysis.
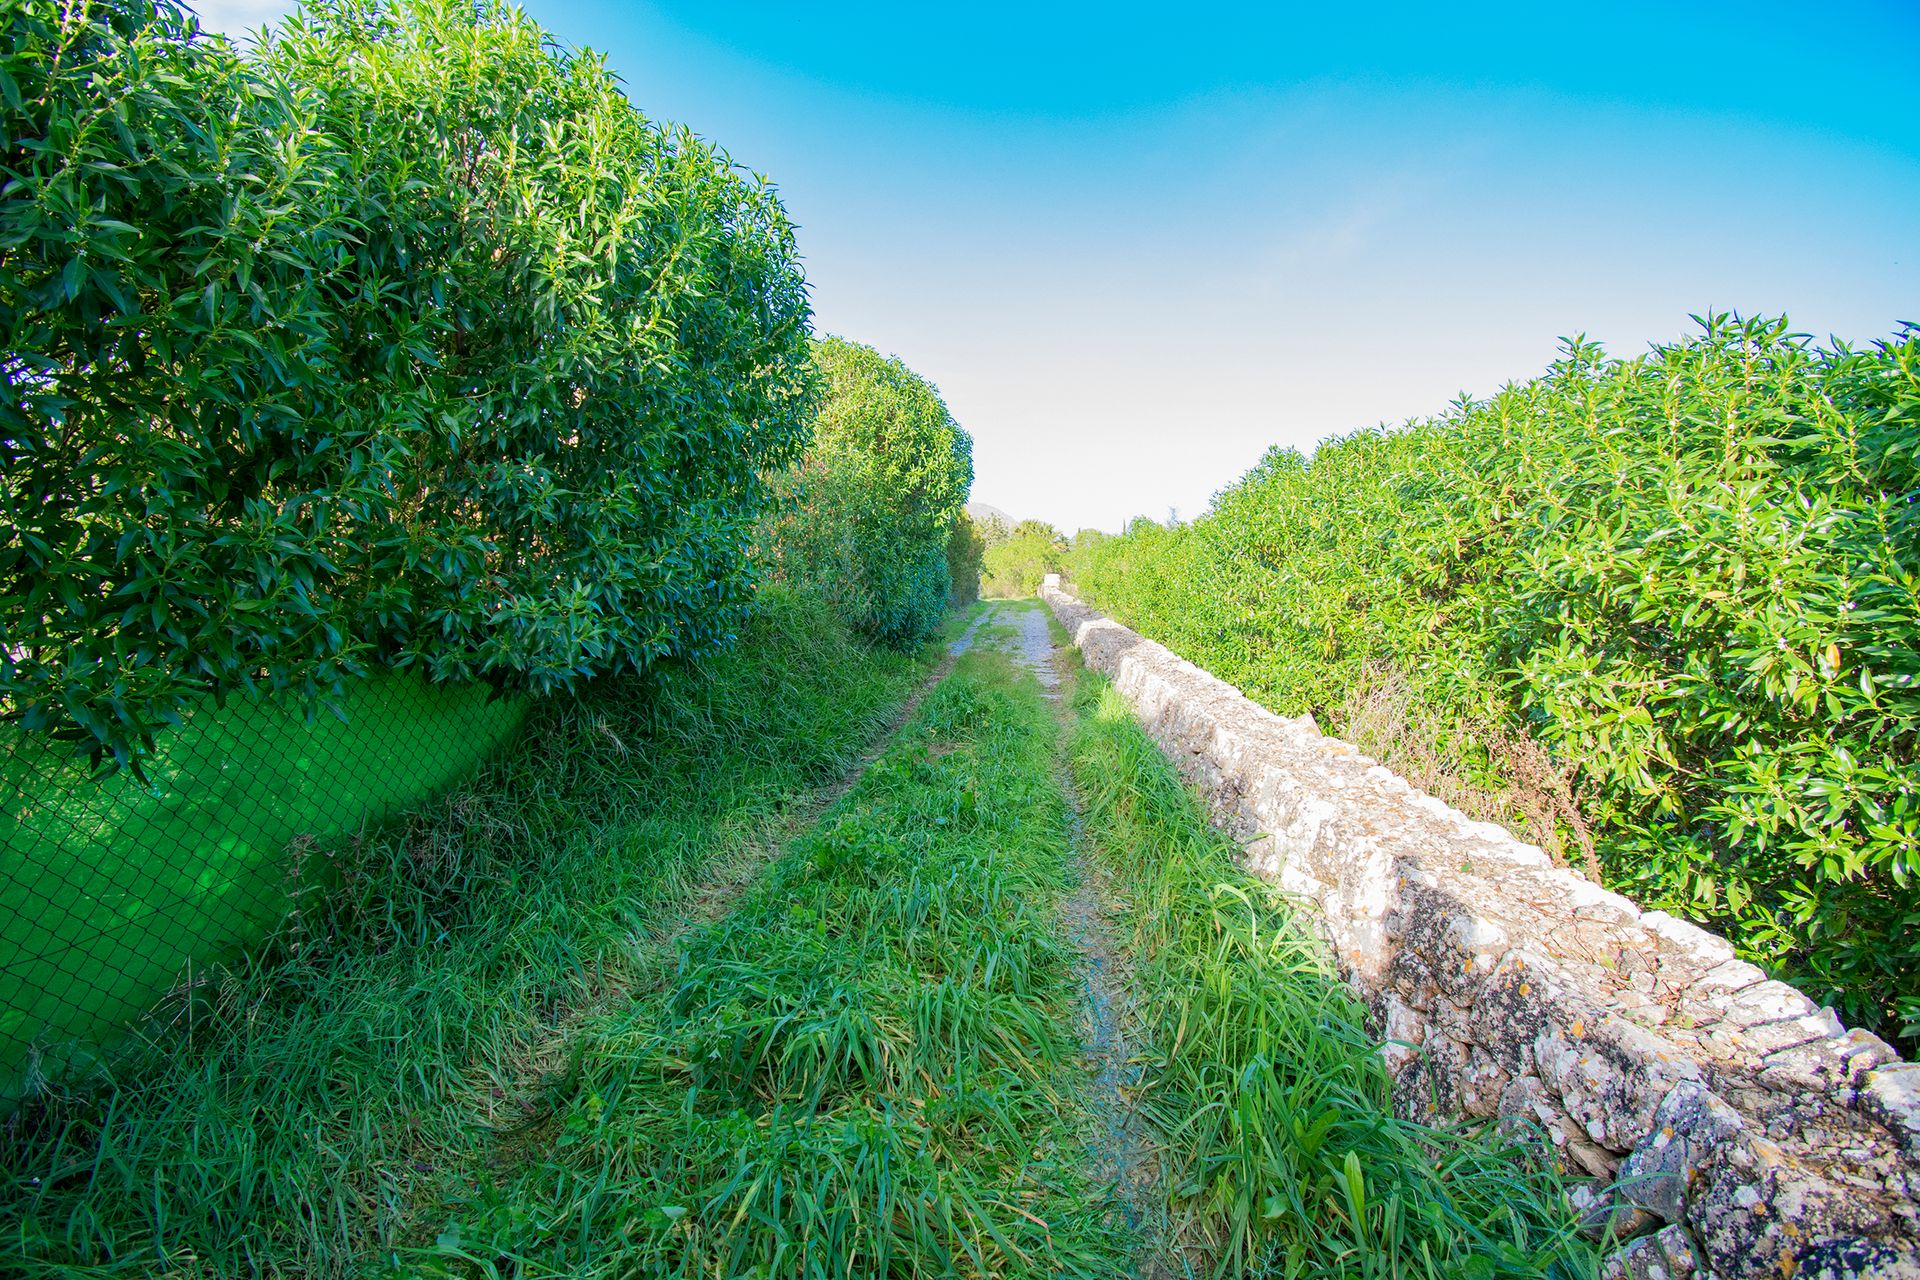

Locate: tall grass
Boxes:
[426,650,1133,1278]
[0,588,925,1279]
[4,598,1602,1278]
[1066,667,1597,1280]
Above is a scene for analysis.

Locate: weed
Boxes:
[1067,669,1597,1280]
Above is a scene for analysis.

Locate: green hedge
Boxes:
[1,0,813,770]
[946,511,986,607]
[982,520,1065,597]
[1070,314,1920,1043]
[758,337,973,647]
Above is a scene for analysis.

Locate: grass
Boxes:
[1,672,529,1095]
[416,646,1134,1278]
[1064,662,1598,1280]
[0,587,928,1278]
[2,591,1605,1280]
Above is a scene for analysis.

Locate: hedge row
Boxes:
[1070,314,1920,1042]
[1,0,814,768]
[981,518,1065,597]
[757,337,974,647]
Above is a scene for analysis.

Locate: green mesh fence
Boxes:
[0,674,531,1100]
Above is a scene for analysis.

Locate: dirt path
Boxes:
[671,606,995,939]
[979,600,1165,1268]
[459,602,1177,1271]
[477,608,996,1144]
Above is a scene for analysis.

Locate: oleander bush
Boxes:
[1070,314,1920,1043]
[946,510,987,606]
[758,336,973,646]
[1,0,813,770]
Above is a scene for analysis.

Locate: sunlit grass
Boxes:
[1066,668,1598,1280]
[0,588,928,1279]
[3,598,1602,1280]
[425,649,1134,1278]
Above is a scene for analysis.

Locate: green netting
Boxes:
[0,674,530,1098]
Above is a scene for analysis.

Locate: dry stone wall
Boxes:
[1042,582,1920,1280]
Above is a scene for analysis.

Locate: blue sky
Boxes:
[200,1,1920,532]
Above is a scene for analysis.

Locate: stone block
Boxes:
[1461,1043,1512,1118]
[1620,1081,1746,1222]
[1377,990,1427,1076]
[1536,1013,1701,1153]
[1571,1180,1660,1242]
[1640,911,1738,973]
[1386,947,1441,1012]
[1469,952,1566,1077]
[1860,1064,1920,1161]
[1601,1224,1700,1280]
[1712,980,1816,1031]
[1696,959,1769,996]
[1688,1131,1915,1280]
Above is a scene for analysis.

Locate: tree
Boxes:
[757,337,973,646]
[982,520,1066,597]
[947,513,987,607]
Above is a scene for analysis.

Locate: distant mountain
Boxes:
[965,502,1012,527]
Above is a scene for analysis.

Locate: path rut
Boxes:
[671,606,994,940]
[480,608,996,1142]
[977,601,1167,1271]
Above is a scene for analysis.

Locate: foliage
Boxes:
[983,518,1066,596]
[0,587,928,1277]
[0,0,813,769]
[1068,669,1594,1278]
[1069,314,1920,1042]
[759,336,973,646]
[755,454,871,632]
[947,510,987,606]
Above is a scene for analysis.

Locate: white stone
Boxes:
[1640,910,1738,969]
[1862,1064,1920,1159]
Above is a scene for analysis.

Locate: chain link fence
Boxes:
[1,675,530,1102]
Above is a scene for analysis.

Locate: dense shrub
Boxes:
[0,0,813,768]
[945,511,986,607]
[758,337,972,646]
[982,519,1066,596]
[1071,315,1920,1042]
